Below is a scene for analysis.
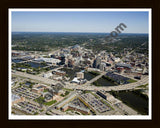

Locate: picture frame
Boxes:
[0,0,159,128]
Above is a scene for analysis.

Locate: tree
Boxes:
[35,97,45,107]
[29,84,33,89]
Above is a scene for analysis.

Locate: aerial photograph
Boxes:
[9,9,151,119]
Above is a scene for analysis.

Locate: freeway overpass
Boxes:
[65,75,149,92]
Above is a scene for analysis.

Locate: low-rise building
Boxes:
[71,77,87,85]
[61,104,90,115]
[32,86,44,94]
[114,57,121,63]
[56,92,77,109]
[17,67,27,72]
[34,58,61,65]
[87,68,100,72]
[96,91,107,100]
[43,72,52,78]
[32,84,47,94]
[115,63,132,69]
[76,72,84,79]
[68,104,90,115]
[12,94,25,106]
[53,70,66,76]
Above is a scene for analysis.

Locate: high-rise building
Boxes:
[60,56,65,65]
[93,56,101,68]
[68,59,74,67]
[99,62,106,71]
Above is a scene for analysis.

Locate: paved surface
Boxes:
[12,71,149,92]
[97,96,138,115]
[65,75,149,92]
[12,71,59,85]
[83,71,106,86]
[38,66,63,77]
[12,70,148,116]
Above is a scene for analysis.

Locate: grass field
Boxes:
[43,100,57,106]
[127,79,137,83]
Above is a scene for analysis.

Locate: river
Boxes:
[110,90,148,115]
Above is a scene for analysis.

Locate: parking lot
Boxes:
[12,87,39,100]
[12,101,43,115]
[70,98,88,109]
[106,72,130,84]
[80,93,111,113]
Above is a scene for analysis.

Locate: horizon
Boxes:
[12,31,148,34]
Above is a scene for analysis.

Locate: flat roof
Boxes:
[56,93,77,108]
[12,94,21,102]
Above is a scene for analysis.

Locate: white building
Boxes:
[114,57,121,63]
[35,58,60,65]
[76,72,84,79]
[71,77,80,84]
[43,72,52,78]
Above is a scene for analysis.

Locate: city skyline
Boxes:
[11,10,149,33]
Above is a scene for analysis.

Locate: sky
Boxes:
[11,11,149,33]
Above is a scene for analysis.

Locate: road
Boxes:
[12,70,149,92]
[83,71,106,86]
[38,66,63,77]
[12,71,59,85]
[12,70,148,116]
[121,42,146,61]
[95,93,138,115]
[65,75,149,92]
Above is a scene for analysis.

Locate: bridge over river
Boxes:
[65,74,149,92]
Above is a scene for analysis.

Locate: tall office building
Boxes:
[99,62,106,71]
[61,56,65,65]
[93,56,101,69]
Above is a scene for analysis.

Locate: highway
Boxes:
[12,70,148,116]
[65,74,149,92]
[12,71,59,85]
[12,70,149,92]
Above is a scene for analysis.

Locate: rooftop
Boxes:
[116,63,132,68]
[12,94,21,102]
